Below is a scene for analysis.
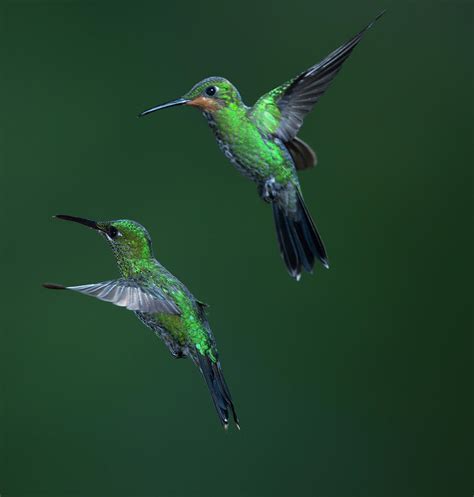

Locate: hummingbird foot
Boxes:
[171,350,185,359]
[258,177,280,203]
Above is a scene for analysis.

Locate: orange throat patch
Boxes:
[186,96,222,112]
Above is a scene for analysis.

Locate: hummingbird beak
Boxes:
[55,214,106,233]
[138,97,189,117]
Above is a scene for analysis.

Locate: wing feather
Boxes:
[64,279,180,314]
[250,12,384,141]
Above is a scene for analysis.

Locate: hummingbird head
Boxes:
[139,77,243,117]
[55,215,154,274]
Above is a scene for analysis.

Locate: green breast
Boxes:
[154,279,215,361]
[211,104,296,185]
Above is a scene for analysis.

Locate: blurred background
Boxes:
[1,1,472,496]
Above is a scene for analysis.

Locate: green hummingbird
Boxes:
[139,13,383,280]
[43,215,239,429]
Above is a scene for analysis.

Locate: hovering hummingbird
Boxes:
[43,215,239,429]
[139,13,383,280]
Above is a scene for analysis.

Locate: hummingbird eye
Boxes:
[205,86,217,97]
[108,226,119,239]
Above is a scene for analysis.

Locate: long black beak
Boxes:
[138,97,189,117]
[55,214,104,232]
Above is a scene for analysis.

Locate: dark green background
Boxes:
[1,1,472,496]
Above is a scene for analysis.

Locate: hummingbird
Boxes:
[139,12,384,280]
[43,215,239,429]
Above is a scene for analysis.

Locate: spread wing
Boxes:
[43,279,180,314]
[249,12,384,142]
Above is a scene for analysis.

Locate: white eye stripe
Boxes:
[108,227,122,239]
[105,231,122,241]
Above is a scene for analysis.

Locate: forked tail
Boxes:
[272,189,329,280]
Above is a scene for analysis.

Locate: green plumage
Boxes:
[140,12,384,279]
[44,215,238,429]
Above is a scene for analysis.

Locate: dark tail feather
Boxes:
[194,352,239,430]
[272,190,329,280]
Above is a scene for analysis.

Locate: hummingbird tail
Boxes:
[272,190,329,280]
[194,352,239,430]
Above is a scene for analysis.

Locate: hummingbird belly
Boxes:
[204,112,293,185]
[135,290,215,361]
[135,311,189,358]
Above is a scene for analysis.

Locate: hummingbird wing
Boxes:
[249,12,383,143]
[44,279,180,314]
[284,137,317,171]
